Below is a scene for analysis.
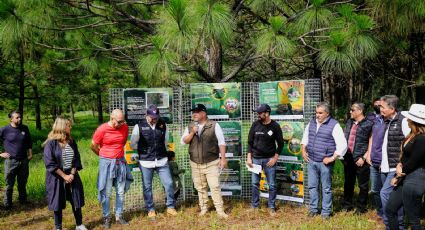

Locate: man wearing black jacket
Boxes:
[247,104,284,216]
[342,102,373,214]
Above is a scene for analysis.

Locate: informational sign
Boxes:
[123,88,173,125]
[219,159,242,196]
[218,121,242,157]
[259,161,304,203]
[190,83,241,119]
[279,121,304,162]
[259,80,305,119]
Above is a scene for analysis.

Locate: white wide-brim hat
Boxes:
[401,104,425,125]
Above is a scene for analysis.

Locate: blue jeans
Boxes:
[370,166,383,217]
[251,157,276,209]
[139,164,175,211]
[380,171,404,230]
[308,161,333,216]
[98,157,127,218]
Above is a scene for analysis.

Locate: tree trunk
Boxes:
[18,42,25,120]
[96,77,104,124]
[32,84,42,130]
[70,103,75,123]
[131,60,141,86]
[322,72,330,103]
[208,39,223,82]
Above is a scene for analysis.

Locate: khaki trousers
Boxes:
[190,159,224,212]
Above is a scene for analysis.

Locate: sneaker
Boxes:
[103,217,111,229]
[148,210,156,219]
[115,216,129,225]
[167,208,178,216]
[75,224,88,230]
[199,209,208,216]
[217,211,228,219]
[307,211,318,217]
[269,208,277,217]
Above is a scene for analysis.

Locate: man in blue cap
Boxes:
[246,104,284,216]
[130,105,177,218]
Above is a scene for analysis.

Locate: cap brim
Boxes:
[401,111,425,125]
[147,114,159,119]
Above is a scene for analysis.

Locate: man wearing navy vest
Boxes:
[367,95,410,229]
[130,105,177,218]
[301,102,347,219]
[342,102,373,214]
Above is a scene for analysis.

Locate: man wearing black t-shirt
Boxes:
[247,104,284,216]
[0,111,32,209]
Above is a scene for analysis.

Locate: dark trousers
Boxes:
[386,168,425,230]
[342,153,370,212]
[3,158,29,206]
[54,184,83,230]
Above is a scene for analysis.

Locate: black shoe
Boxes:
[116,216,129,225]
[4,204,12,211]
[307,212,318,217]
[354,209,366,215]
[103,217,111,229]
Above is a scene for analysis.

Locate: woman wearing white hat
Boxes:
[385,104,425,230]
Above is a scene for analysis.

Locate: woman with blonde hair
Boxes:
[43,117,87,230]
[386,104,425,230]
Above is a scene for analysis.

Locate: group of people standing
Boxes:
[1,95,424,230]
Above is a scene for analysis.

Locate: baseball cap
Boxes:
[253,104,271,113]
[146,105,160,119]
[190,104,207,112]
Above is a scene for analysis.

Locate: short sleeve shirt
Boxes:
[92,123,128,159]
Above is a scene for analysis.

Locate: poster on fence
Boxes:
[194,159,242,197]
[279,121,304,162]
[190,83,241,119]
[259,80,305,119]
[123,88,173,125]
[218,121,242,157]
[259,161,304,203]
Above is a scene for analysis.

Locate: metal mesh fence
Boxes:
[108,79,321,211]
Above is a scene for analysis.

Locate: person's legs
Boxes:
[370,166,383,217]
[54,210,63,230]
[205,159,225,214]
[140,166,155,212]
[356,163,370,213]
[307,161,320,215]
[402,169,425,230]
[190,161,208,212]
[16,158,29,203]
[251,158,262,209]
[342,154,356,210]
[385,185,403,230]
[68,189,83,226]
[381,172,404,229]
[263,158,277,210]
[114,176,126,218]
[3,159,18,207]
[320,162,333,217]
[157,164,176,209]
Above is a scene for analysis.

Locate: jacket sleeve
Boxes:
[247,123,255,153]
[275,123,284,154]
[71,141,83,171]
[43,140,60,173]
[402,136,425,175]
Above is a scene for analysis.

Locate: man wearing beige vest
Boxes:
[181,103,228,218]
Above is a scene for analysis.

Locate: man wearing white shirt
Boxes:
[180,104,228,218]
[301,102,347,219]
[130,105,177,218]
[369,95,410,229]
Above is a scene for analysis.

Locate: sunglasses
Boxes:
[115,119,126,125]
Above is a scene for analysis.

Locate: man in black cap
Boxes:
[246,104,284,216]
[180,103,228,218]
[130,105,177,218]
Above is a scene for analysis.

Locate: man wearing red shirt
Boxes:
[91,109,132,228]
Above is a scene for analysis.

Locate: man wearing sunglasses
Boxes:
[91,109,132,228]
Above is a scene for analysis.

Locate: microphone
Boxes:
[194,121,199,136]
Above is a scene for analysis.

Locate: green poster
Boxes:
[219,159,242,196]
[278,121,304,162]
[190,83,241,119]
[259,80,305,119]
[123,88,173,125]
[218,121,242,157]
[260,161,304,203]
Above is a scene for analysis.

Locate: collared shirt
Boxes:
[180,122,226,146]
[130,118,169,168]
[347,121,359,153]
[380,114,411,173]
[301,119,347,158]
